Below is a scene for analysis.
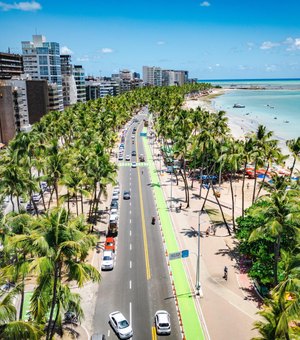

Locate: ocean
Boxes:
[200,79,300,141]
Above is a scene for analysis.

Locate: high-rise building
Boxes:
[21,35,64,111]
[85,79,120,100]
[73,65,86,103]
[142,66,162,86]
[162,70,189,86]
[60,55,77,106]
[0,52,23,79]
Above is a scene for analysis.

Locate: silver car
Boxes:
[109,311,133,339]
[155,310,171,335]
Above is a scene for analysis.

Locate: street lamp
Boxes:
[195,210,203,297]
[170,160,173,211]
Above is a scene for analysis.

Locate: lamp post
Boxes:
[195,210,203,297]
[170,161,173,211]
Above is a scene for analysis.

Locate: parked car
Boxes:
[110,200,119,209]
[26,202,35,212]
[109,311,133,339]
[118,154,124,161]
[32,194,41,202]
[154,310,171,335]
[113,186,120,195]
[123,191,131,200]
[91,334,106,340]
[104,237,116,252]
[112,192,119,201]
[101,250,114,271]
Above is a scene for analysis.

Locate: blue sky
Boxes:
[1,0,300,79]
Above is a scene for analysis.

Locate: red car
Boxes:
[104,237,116,252]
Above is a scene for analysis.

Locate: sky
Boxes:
[1,0,300,79]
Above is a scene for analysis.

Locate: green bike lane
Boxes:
[142,129,205,340]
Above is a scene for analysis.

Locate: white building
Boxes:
[162,70,189,86]
[21,35,64,111]
[60,55,77,106]
[142,66,162,86]
[73,65,86,103]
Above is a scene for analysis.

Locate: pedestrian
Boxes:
[223,266,228,280]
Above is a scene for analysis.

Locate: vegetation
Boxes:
[0,82,299,338]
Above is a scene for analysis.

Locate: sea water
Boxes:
[204,79,300,141]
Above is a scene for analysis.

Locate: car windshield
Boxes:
[118,320,129,329]
[103,256,112,261]
[159,323,170,327]
[106,242,113,246]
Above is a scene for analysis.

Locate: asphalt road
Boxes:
[92,110,181,339]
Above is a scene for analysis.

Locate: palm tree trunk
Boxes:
[229,173,236,232]
[201,184,210,211]
[47,187,55,211]
[289,157,296,178]
[46,262,59,340]
[54,179,59,207]
[210,179,231,235]
[256,163,270,200]
[241,162,246,217]
[252,160,258,203]
[81,191,84,214]
[10,194,15,212]
[75,193,79,216]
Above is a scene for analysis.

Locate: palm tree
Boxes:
[286,137,300,178]
[249,174,300,286]
[0,286,43,339]
[25,207,100,339]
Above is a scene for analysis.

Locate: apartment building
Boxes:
[21,35,64,111]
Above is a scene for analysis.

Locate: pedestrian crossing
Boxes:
[118,162,148,167]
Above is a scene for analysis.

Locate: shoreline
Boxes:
[185,88,298,170]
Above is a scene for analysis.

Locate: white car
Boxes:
[110,208,118,216]
[109,311,133,339]
[155,310,171,335]
[112,192,119,201]
[125,155,130,161]
[101,250,114,271]
[131,162,137,168]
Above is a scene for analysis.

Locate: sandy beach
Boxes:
[185,88,299,170]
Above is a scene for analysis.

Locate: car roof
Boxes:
[111,311,126,322]
[105,237,114,242]
[103,250,113,256]
[156,310,170,321]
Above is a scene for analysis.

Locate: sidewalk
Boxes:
[145,131,261,340]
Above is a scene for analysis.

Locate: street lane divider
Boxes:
[151,326,157,340]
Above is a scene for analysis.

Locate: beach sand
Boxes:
[185,88,299,170]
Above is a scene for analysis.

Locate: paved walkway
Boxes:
[145,128,261,340]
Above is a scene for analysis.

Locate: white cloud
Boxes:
[77,56,89,62]
[265,64,277,72]
[101,48,114,54]
[157,41,165,45]
[260,41,279,50]
[60,46,73,55]
[0,1,41,11]
[200,1,210,7]
[284,37,300,51]
[215,63,220,67]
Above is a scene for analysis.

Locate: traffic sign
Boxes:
[169,250,189,260]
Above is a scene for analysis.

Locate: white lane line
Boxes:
[130,261,132,268]
[129,280,132,289]
[129,302,132,328]
[130,210,131,214]
[130,219,131,224]
[130,230,132,236]
[130,243,132,251]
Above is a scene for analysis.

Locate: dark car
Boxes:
[131,150,136,156]
[110,200,119,209]
[123,191,131,200]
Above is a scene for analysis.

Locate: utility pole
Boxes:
[196,211,203,297]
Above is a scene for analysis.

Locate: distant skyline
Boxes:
[1,0,300,79]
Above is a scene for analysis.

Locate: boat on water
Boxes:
[233,103,245,108]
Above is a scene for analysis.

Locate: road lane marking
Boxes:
[130,243,132,250]
[130,230,131,236]
[136,138,151,280]
[152,326,157,340]
[129,302,132,329]
[129,280,132,289]
[130,261,132,268]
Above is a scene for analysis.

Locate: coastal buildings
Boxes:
[73,65,86,103]
[162,70,189,86]
[0,52,23,79]
[85,77,120,100]
[60,54,77,106]
[21,35,64,111]
[142,66,162,86]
